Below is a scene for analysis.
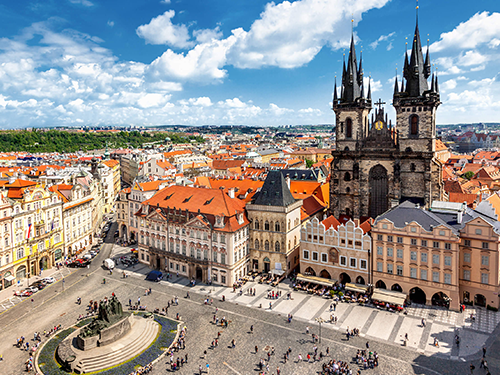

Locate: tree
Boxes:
[306,159,315,168]
[462,171,475,180]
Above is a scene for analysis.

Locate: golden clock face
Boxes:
[375,120,383,130]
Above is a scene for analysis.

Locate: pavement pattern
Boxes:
[0,234,497,375]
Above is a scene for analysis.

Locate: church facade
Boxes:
[330,18,445,220]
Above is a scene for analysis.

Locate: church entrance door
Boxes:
[369,165,389,218]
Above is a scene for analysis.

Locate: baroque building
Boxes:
[330,17,444,219]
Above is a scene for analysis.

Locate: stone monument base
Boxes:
[76,313,132,350]
[57,314,159,374]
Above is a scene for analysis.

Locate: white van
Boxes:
[103,258,115,270]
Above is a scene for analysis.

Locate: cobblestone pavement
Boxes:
[0,242,494,375]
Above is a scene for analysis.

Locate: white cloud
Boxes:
[136,10,193,48]
[161,0,171,3]
[431,12,500,52]
[370,32,395,50]
[137,93,170,108]
[193,27,223,44]
[69,0,93,6]
[458,50,487,66]
[188,97,213,107]
[489,38,500,49]
[107,21,115,28]
[442,79,457,91]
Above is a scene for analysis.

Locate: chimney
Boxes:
[457,210,463,224]
[228,188,235,199]
[285,174,291,189]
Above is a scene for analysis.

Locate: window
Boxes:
[182,265,186,273]
[410,227,416,232]
[220,235,226,243]
[220,254,226,265]
[410,268,417,278]
[421,269,427,280]
[212,233,218,242]
[387,248,393,257]
[264,221,270,231]
[410,115,418,135]
[410,251,417,261]
[463,270,470,280]
[382,224,388,229]
[377,234,383,241]
[377,262,383,272]
[444,256,451,266]
[340,256,347,266]
[432,254,439,265]
[387,235,393,242]
[387,264,393,274]
[346,118,353,138]
[464,239,471,247]
[377,246,383,255]
[475,229,482,235]
[265,241,269,251]
[321,253,328,263]
[350,258,356,268]
[275,241,280,252]
[397,249,403,259]
[17,248,24,260]
[396,265,403,276]
[481,255,489,266]
[221,275,226,284]
[421,240,427,247]
[213,252,218,262]
[397,237,403,244]
[196,249,201,260]
[444,273,451,285]
[312,252,319,261]
[275,222,280,232]
[254,239,259,250]
[303,250,309,259]
[433,241,439,249]
[360,259,367,270]
[432,271,439,282]
[444,243,451,250]
[411,239,417,246]
[439,230,445,236]
[482,242,489,249]
[481,273,489,284]
[464,253,471,263]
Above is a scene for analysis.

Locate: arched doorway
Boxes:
[320,270,331,279]
[432,292,450,309]
[391,283,403,292]
[304,267,316,276]
[339,272,351,284]
[409,287,426,305]
[355,276,365,285]
[263,257,271,273]
[375,280,386,289]
[121,224,128,241]
[196,267,203,281]
[130,231,136,242]
[463,291,471,305]
[39,257,49,272]
[16,265,26,280]
[369,165,388,218]
[474,294,486,307]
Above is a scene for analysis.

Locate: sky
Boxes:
[0,0,498,128]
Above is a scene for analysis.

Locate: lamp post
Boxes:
[315,317,325,344]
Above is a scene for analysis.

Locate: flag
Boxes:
[26,224,32,240]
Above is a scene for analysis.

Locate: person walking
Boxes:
[483,347,487,357]
[255,345,258,353]
[250,325,254,334]
[470,362,475,374]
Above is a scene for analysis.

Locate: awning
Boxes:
[345,283,368,294]
[4,274,15,282]
[371,288,407,306]
[271,269,285,276]
[296,273,336,287]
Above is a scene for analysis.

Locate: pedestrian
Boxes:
[255,345,258,353]
[366,341,370,349]
[405,333,408,341]
[199,365,203,375]
[483,347,487,357]
[480,358,485,368]
[250,325,253,334]
[470,362,475,374]
[276,366,281,375]
[206,363,210,374]
[421,318,425,327]
[306,326,309,334]
[298,353,302,362]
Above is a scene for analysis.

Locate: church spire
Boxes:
[333,76,338,102]
[340,28,362,103]
[424,39,431,79]
[367,77,372,100]
[405,10,429,97]
[394,69,399,95]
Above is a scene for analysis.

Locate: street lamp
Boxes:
[315,317,325,344]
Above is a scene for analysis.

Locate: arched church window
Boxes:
[410,115,419,136]
[346,187,351,193]
[275,222,280,232]
[264,221,270,231]
[254,220,259,230]
[344,172,351,182]
[346,118,353,138]
[411,163,416,172]
[353,163,360,179]
[275,241,280,252]
[255,239,259,250]
[265,240,270,251]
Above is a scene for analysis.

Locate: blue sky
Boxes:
[0,0,498,128]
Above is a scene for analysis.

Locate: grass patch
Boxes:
[75,318,93,328]
[38,328,76,375]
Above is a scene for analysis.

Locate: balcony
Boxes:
[148,246,209,266]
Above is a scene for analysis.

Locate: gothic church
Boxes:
[330,16,444,220]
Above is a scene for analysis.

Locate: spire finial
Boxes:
[416,0,419,24]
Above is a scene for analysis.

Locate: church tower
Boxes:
[393,19,440,153]
[330,12,444,220]
[332,32,372,152]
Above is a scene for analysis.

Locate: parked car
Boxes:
[42,276,56,284]
[25,286,39,294]
[30,281,46,290]
[14,289,33,297]
[89,250,97,257]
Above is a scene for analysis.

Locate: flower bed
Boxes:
[38,327,76,374]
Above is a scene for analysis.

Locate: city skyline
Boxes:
[0,0,498,128]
